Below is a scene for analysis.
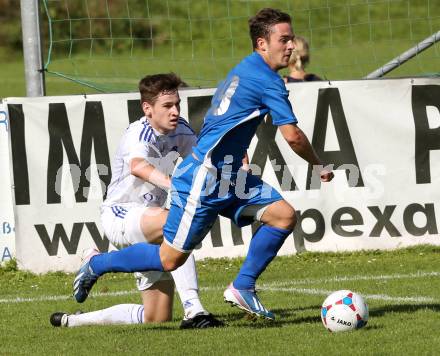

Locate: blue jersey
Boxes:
[193,51,298,170]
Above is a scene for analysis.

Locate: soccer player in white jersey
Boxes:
[73,8,334,321]
[51,73,222,329]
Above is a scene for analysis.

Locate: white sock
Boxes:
[170,253,207,319]
[67,304,144,327]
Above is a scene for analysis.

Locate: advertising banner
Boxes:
[0,101,15,264]
[5,78,440,272]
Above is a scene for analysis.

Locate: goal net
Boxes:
[41,0,440,92]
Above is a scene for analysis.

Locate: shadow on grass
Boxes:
[219,303,440,329]
[126,303,440,331]
[219,306,321,328]
[369,303,440,317]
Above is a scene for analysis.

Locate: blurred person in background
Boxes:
[284,36,322,83]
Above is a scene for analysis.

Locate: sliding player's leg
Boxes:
[170,254,204,319]
[137,245,224,328]
[160,218,225,327]
[171,253,224,328]
[73,206,167,303]
[138,273,174,322]
[74,204,223,327]
[51,277,174,327]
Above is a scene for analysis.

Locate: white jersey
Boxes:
[102,116,197,211]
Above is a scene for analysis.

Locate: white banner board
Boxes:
[4,78,440,273]
[0,101,15,264]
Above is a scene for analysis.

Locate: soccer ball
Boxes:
[321,290,369,332]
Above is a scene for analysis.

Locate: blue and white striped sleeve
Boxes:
[126,124,154,162]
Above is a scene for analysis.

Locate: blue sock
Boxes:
[90,242,164,276]
[233,225,291,290]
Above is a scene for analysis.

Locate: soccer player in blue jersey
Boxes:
[74,8,333,321]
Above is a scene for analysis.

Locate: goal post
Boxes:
[20,0,45,96]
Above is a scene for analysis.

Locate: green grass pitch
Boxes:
[1,245,439,355]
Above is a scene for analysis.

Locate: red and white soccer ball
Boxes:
[321,290,369,332]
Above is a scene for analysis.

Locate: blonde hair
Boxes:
[288,36,310,71]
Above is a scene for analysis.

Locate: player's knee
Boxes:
[279,209,296,230]
[263,201,297,230]
[273,202,297,230]
[160,257,182,272]
[159,244,190,271]
[287,211,297,230]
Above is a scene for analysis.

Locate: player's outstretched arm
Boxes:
[278,123,334,182]
[130,157,171,189]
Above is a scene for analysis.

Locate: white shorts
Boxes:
[101,204,171,291]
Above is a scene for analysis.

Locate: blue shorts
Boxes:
[163,155,283,252]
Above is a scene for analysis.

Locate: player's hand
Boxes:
[320,169,334,182]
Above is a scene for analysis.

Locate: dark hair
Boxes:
[138,73,185,104]
[248,8,292,49]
